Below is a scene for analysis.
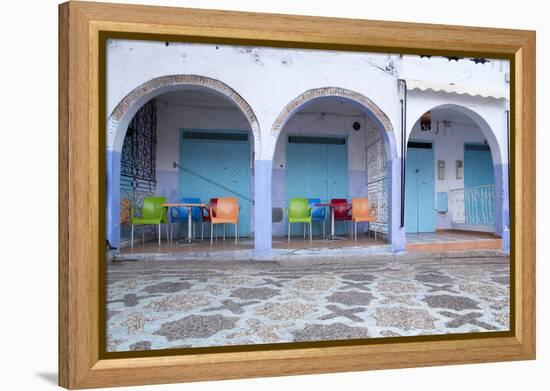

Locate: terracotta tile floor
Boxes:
[406,232,502,251]
[406,232,497,243]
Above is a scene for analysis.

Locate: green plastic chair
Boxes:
[131,196,168,248]
[287,198,312,242]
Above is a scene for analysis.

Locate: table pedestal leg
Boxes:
[331,208,335,239]
[187,206,193,242]
[328,207,347,241]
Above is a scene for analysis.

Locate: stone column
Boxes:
[254,159,273,257]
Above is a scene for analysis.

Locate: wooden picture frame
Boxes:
[58,1,536,388]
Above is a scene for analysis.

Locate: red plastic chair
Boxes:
[331,198,352,234]
[331,198,352,220]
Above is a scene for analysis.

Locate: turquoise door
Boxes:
[179,130,251,237]
[464,143,495,225]
[286,136,348,235]
[405,142,435,233]
[464,144,494,188]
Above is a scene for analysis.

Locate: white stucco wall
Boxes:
[106,39,401,159]
[107,39,510,165]
[406,90,509,165]
[400,55,509,87]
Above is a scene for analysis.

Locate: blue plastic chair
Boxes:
[170,197,203,241]
[308,198,326,239]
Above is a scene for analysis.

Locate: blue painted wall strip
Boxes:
[389,156,406,251]
[106,150,121,249]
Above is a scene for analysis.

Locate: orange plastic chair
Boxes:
[210,197,239,244]
[351,198,377,241]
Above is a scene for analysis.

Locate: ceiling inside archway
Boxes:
[294,97,366,116]
[155,89,238,109]
[156,90,366,117]
[414,108,478,128]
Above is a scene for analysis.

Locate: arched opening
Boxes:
[405,105,507,239]
[106,75,260,249]
[268,87,401,251]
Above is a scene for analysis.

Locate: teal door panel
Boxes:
[179,142,207,196]
[405,150,418,233]
[286,138,348,236]
[179,130,251,237]
[405,144,435,233]
[464,146,494,187]
[222,141,251,237]
[327,144,348,199]
[464,144,495,225]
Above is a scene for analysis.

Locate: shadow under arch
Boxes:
[108,74,261,154]
[270,87,397,161]
[407,103,509,237]
[263,87,405,252]
[407,103,503,166]
[106,75,261,249]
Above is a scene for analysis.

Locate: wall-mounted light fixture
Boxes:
[352,121,361,131]
[420,111,432,131]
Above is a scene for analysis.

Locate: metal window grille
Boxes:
[464,143,491,152]
[288,135,346,145]
[182,131,248,142]
[407,141,432,149]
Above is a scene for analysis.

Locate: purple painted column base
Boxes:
[254,160,273,257]
[106,150,121,250]
[495,163,510,252]
[389,157,406,252]
[502,227,510,253]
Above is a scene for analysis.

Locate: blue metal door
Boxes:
[179,130,251,237]
[464,144,494,187]
[464,143,495,225]
[405,142,435,233]
[286,137,348,235]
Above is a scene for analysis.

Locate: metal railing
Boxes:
[450,184,496,226]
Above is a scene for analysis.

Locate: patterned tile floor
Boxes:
[106,251,510,352]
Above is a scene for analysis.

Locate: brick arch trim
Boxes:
[107,74,261,154]
[271,87,395,138]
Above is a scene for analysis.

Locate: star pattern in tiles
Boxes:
[318,305,366,322]
[106,252,510,352]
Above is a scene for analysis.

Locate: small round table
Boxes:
[315,203,351,241]
[163,203,207,243]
